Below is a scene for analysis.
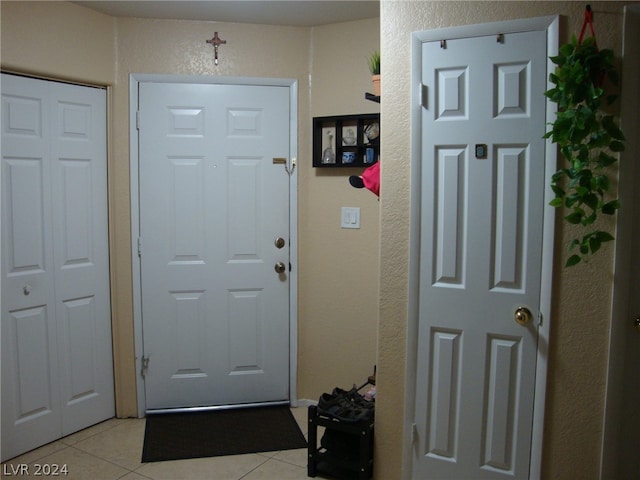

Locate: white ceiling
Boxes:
[73,1,380,27]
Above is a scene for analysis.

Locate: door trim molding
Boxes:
[129,74,299,417]
[404,16,558,479]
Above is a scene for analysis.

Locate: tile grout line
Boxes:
[60,418,127,447]
[236,454,275,480]
[67,444,143,475]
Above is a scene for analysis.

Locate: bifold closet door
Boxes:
[1,74,114,461]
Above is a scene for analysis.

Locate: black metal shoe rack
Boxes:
[307,404,374,480]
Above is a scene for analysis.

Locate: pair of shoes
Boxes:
[317,392,370,422]
[332,386,375,412]
[317,387,374,423]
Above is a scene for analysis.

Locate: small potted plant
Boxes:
[368,50,381,96]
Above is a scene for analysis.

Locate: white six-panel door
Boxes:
[1,74,114,461]
[138,82,291,410]
[411,28,548,479]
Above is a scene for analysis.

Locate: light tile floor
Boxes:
[1,407,327,480]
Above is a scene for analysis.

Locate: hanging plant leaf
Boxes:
[566,254,582,267]
[545,35,624,266]
[601,200,621,215]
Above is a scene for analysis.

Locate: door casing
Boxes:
[129,74,298,417]
[404,16,558,479]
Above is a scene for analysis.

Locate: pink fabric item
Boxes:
[361,161,380,196]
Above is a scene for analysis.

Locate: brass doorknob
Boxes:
[515,306,533,326]
[274,262,286,274]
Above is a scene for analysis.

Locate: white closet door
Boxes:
[1,74,61,461]
[1,74,114,461]
[411,28,548,479]
[49,80,114,435]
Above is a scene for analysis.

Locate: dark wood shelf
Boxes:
[365,93,380,103]
[313,113,380,168]
[307,405,374,479]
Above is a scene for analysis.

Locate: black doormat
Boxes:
[141,405,307,463]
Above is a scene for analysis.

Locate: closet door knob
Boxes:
[23,284,32,295]
[514,306,532,326]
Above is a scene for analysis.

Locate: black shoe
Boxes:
[332,386,375,411]
[317,391,371,422]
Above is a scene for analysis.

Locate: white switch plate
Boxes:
[341,207,360,229]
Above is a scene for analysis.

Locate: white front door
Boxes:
[138,82,291,410]
[1,74,113,461]
[411,27,549,479]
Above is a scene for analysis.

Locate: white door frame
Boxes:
[404,16,558,479]
[129,74,298,417]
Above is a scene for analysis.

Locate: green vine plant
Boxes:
[544,36,625,267]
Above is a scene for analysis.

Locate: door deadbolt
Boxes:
[275,262,286,274]
[274,237,286,249]
[515,306,533,326]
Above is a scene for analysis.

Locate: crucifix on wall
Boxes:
[206,32,227,65]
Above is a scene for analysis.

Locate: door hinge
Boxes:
[141,356,150,378]
[136,110,141,130]
[137,237,142,257]
[411,422,418,445]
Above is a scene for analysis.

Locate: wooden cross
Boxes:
[206,32,227,65]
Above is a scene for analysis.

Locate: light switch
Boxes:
[341,207,360,229]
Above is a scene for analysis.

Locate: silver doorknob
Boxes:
[274,262,286,274]
[515,306,533,325]
[634,316,640,332]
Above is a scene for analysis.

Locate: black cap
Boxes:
[349,176,365,188]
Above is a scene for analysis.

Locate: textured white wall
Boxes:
[0,1,115,83]
[300,19,381,400]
